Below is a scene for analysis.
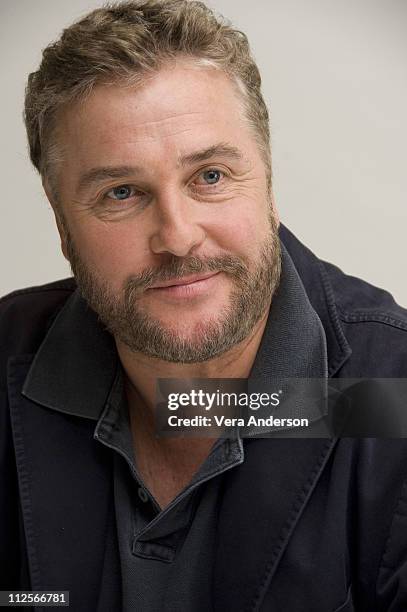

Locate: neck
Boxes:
[115,309,270,509]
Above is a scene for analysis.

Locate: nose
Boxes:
[149,191,206,257]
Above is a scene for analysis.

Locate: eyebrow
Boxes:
[76,142,245,193]
[178,142,245,166]
[76,166,141,194]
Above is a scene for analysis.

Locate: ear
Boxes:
[42,178,69,261]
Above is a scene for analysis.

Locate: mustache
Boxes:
[124,254,249,294]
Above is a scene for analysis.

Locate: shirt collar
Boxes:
[22,242,327,420]
[250,243,327,380]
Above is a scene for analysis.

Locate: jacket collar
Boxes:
[250,243,328,380]
[22,288,117,420]
[279,225,352,376]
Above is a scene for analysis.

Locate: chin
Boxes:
[158,316,220,340]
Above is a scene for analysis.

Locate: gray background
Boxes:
[1,0,406,305]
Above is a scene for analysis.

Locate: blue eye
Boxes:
[106,185,135,200]
[202,169,221,184]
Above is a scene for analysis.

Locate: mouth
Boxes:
[149,271,220,289]
[146,271,221,299]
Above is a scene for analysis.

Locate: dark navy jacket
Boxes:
[1,225,407,611]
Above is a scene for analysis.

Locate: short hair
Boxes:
[24,0,272,196]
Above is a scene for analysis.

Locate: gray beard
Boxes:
[66,220,281,364]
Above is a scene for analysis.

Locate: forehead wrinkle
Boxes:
[127,110,204,128]
[89,109,207,140]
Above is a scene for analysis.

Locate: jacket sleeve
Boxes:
[0,388,30,589]
[376,478,407,611]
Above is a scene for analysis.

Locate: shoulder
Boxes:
[280,224,407,376]
[320,258,407,376]
[0,277,76,338]
[322,259,407,330]
[0,278,76,386]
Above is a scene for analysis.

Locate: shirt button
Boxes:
[138,487,149,503]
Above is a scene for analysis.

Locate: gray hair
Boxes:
[24,0,272,197]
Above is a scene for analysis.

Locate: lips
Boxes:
[148,271,219,290]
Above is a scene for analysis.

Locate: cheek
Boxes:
[209,207,270,256]
[69,220,149,283]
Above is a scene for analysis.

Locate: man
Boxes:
[1,1,407,610]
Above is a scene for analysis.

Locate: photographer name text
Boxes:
[167,415,309,428]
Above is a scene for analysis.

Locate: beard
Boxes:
[65,214,281,363]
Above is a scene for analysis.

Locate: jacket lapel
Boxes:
[213,436,337,612]
[7,356,121,611]
[210,235,341,610]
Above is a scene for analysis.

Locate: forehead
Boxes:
[58,63,257,170]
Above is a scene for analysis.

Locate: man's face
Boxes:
[53,62,281,363]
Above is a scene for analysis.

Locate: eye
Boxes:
[105,185,137,201]
[203,169,221,184]
[195,169,224,186]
